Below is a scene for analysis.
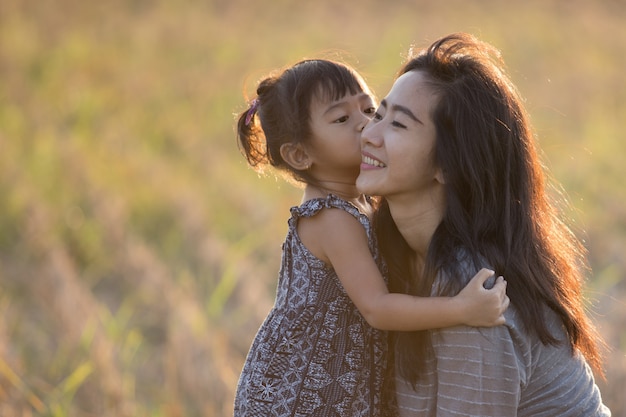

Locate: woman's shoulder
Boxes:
[432,248,495,294]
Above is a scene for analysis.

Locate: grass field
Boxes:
[0,0,624,415]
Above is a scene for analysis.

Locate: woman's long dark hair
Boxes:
[376,33,605,385]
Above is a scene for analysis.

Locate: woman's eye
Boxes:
[392,121,407,129]
[372,112,383,121]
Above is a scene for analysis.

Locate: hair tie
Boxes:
[244,98,260,126]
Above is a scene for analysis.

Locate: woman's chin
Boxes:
[356,175,378,196]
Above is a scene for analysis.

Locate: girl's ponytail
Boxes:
[237,96,267,170]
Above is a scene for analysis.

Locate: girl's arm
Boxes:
[298,208,508,331]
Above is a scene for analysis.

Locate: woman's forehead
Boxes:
[385,71,438,116]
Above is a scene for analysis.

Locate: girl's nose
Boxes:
[357,115,368,132]
[361,120,382,147]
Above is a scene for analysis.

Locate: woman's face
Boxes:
[357,70,443,201]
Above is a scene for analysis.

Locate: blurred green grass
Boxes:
[0,0,624,415]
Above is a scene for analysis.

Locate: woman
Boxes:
[357,33,611,416]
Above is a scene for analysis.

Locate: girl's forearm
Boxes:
[360,293,465,331]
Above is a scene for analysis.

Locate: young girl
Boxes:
[233,59,509,417]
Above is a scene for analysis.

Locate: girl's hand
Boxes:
[456,268,509,327]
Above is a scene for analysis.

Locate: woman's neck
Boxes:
[386,193,444,261]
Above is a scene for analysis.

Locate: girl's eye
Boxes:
[364,107,376,116]
[334,116,349,123]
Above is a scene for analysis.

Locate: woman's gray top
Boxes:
[395,265,611,417]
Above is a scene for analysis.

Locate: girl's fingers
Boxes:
[471,268,495,287]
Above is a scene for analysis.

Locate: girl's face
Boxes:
[357,70,442,201]
[305,90,376,184]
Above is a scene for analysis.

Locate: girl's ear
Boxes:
[280,142,312,171]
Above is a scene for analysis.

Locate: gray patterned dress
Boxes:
[234,195,389,416]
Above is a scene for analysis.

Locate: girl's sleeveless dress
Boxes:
[234,195,389,416]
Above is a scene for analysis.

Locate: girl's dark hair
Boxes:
[376,33,605,384]
[237,59,370,184]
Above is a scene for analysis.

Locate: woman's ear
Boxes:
[280,142,312,171]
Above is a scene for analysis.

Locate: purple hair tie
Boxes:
[245,98,260,126]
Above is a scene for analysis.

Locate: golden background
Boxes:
[0,0,624,415]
